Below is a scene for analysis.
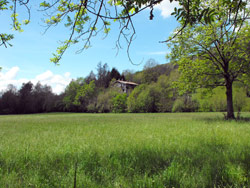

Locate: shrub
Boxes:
[194,87,226,112]
[210,88,227,112]
[233,87,247,113]
[127,84,146,113]
[172,95,199,112]
[112,93,127,113]
[96,91,113,113]
[127,84,162,113]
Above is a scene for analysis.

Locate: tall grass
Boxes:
[0,113,249,187]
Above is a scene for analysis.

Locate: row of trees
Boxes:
[0,62,126,114]
[0,82,64,114]
[1,60,250,115]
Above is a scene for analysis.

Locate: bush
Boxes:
[127,84,161,113]
[112,93,127,113]
[156,75,176,112]
[87,103,98,113]
[96,87,122,113]
[242,98,250,111]
[96,91,113,113]
[172,98,184,112]
[210,88,227,112]
[193,89,213,112]
[194,88,226,112]
[172,95,199,112]
[233,87,247,113]
[127,85,147,113]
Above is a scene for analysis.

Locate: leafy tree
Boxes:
[131,71,144,84]
[96,89,117,112]
[63,78,85,111]
[62,78,97,112]
[109,68,121,81]
[143,58,159,70]
[0,84,18,114]
[122,69,135,81]
[33,82,55,113]
[142,59,159,83]
[96,62,110,88]
[167,0,250,119]
[127,83,161,112]
[172,94,199,112]
[0,0,29,48]
[141,84,162,112]
[53,93,67,112]
[74,80,96,112]
[112,93,127,113]
[127,84,147,112]
[18,82,34,113]
[85,71,96,84]
[156,74,177,112]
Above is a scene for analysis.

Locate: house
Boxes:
[113,80,139,93]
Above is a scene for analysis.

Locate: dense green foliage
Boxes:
[112,93,127,113]
[0,113,249,187]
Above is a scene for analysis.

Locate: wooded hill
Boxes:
[0,60,249,114]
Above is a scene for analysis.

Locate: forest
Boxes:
[1,59,250,115]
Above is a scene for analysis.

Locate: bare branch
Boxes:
[83,0,104,49]
[160,0,190,43]
[193,40,225,72]
[52,0,88,63]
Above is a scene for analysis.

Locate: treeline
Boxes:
[0,82,64,114]
[0,62,126,114]
[1,60,250,114]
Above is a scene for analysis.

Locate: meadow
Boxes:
[0,112,249,187]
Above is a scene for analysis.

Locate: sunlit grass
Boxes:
[0,113,249,187]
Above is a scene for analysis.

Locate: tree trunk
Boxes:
[226,82,235,119]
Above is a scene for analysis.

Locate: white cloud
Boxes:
[138,50,169,56]
[54,85,66,94]
[0,66,19,80]
[0,67,72,94]
[35,70,53,81]
[148,51,167,55]
[155,0,180,18]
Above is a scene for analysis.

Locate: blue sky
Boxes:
[0,0,179,93]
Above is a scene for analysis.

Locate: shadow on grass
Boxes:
[195,113,250,123]
[236,117,250,122]
[1,141,250,187]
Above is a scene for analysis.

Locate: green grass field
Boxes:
[0,113,249,187]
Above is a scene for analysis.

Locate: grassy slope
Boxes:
[0,113,249,187]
